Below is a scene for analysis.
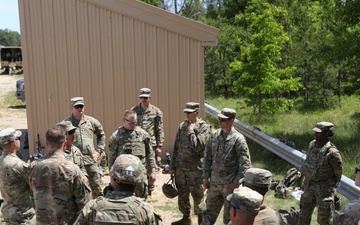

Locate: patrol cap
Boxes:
[240,168,272,188]
[110,154,145,185]
[0,128,22,145]
[183,102,200,112]
[217,108,236,119]
[312,121,334,133]
[139,88,151,98]
[56,121,77,132]
[71,97,85,106]
[227,187,263,211]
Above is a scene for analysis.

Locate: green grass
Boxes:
[205,95,360,224]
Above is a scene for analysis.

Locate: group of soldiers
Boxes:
[0,86,359,225]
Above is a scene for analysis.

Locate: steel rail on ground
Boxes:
[205,103,360,200]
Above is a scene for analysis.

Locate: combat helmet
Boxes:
[110,154,145,185]
[162,176,178,198]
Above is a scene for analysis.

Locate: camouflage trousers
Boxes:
[85,163,103,198]
[175,169,204,216]
[298,182,335,225]
[202,182,231,225]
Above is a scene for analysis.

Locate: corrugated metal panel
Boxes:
[18,0,215,158]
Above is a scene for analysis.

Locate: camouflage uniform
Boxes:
[298,122,342,225]
[74,154,161,225]
[108,126,156,197]
[170,102,211,221]
[203,126,251,224]
[30,151,91,225]
[132,102,164,167]
[64,145,88,177]
[0,128,35,225]
[64,113,105,198]
[333,197,360,225]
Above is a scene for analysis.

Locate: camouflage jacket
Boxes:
[74,190,161,225]
[170,118,211,171]
[301,140,342,184]
[64,114,106,165]
[255,205,283,225]
[333,197,360,225]
[108,126,156,169]
[65,145,88,177]
[0,153,35,223]
[203,127,251,185]
[132,103,164,147]
[30,151,91,225]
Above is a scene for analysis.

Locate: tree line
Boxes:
[0,29,21,46]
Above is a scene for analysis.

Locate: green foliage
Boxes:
[230,1,300,114]
[0,29,21,46]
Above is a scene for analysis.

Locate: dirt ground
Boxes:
[0,74,217,225]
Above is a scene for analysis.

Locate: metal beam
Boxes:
[205,103,360,200]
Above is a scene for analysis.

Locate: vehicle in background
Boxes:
[16,78,25,102]
[0,46,23,75]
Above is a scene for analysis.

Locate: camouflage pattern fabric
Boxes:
[203,127,251,225]
[333,197,360,225]
[132,103,164,149]
[29,151,91,225]
[108,126,155,197]
[278,207,300,225]
[298,140,342,225]
[65,145,88,177]
[170,118,211,217]
[0,153,35,224]
[74,190,161,225]
[64,114,105,198]
[255,206,284,225]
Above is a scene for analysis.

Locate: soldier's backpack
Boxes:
[92,196,142,224]
[274,168,302,199]
[278,207,300,225]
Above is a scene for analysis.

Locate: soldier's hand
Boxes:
[203,179,210,189]
[93,151,101,161]
[170,170,176,176]
[226,182,238,193]
[149,168,156,183]
[155,147,162,156]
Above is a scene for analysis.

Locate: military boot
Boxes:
[197,214,202,225]
[171,215,192,225]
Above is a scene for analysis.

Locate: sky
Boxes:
[0,0,20,33]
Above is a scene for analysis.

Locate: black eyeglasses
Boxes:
[67,130,75,135]
[218,118,230,123]
[140,97,148,99]
[74,105,84,109]
[355,167,360,174]
[125,118,137,125]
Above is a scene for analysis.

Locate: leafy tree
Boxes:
[0,29,21,46]
[231,0,300,114]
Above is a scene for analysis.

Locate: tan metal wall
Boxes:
[18,0,218,157]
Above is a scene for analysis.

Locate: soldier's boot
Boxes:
[197,214,202,225]
[171,215,192,225]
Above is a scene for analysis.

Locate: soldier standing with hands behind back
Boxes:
[170,102,211,225]
[202,108,251,225]
[298,122,342,225]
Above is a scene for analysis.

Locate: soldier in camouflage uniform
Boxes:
[63,97,105,198]
[203,108,251,225]
[240,168,283,225]
[57,120,89,183]
[29,126,90,225]
[227,186,263,225]
[132,88,164,169]
[132,87,164,198]
[74,154,162,225]
[0,128,35,224]
[108,110,157,198]
[298,122,342,225]
[169,102,211,225]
